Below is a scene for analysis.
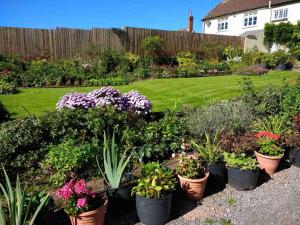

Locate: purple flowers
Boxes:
[56,87,152,115]
[56,92,95,110]
[123,90,152,115]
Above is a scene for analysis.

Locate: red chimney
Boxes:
[188,10,194,33]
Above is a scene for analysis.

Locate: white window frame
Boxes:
[244,12,257,27]
[218,18,228,32]
[273,8,288,20]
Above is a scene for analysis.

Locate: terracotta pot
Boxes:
[178,172,209,201]
[70,200,108,225]
[255,151,283,175]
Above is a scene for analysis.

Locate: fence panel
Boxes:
[0,26,245,59]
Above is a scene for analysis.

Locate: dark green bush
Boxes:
[0,117,48,178]
[124,111,186,161]
[0,100,10,123]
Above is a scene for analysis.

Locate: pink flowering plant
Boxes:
[56,178,103,216]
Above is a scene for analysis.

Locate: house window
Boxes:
[273,8,288,20]
[244,12,257,27]
[218,19,228,31]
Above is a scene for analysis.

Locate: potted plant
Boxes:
[271,50,294,70]
[132,162,176,225]
[255,52,270,69]
[224,152,259,191]
[192,130,226,190]
[284,131,300,167]
[255,131,284,175]
[56,178,107,225]
[176,153,209,200]
[97,131,134,214]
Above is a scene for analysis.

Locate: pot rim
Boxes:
[255,151,283,160]
[178,172,209,183]
[227,166,259,172]
[136,193,172,201]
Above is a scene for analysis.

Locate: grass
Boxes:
[0,71,299,119]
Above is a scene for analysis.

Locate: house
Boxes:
[202,0,300,51]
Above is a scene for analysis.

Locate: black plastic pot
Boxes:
[136,194,172,225]
[275,63,287,71]
[227,167,259,191]
[289,148,300,168]
[207,163,227,189]
[107,184,135,215]
[257,63,268,70]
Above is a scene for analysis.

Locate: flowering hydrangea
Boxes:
[255,131,281,141]
[122,90,152,115]
[87,87,126,111]
[56,92,95,110]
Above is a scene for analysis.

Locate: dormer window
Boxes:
[244,12,257,27]
[273,8,288,20]
[218,18,228,31]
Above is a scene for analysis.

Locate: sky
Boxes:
[0,0,220,33]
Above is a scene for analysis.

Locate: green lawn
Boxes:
[1,71,299,119]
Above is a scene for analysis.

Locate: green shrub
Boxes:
[0,80,17,94]
[185,101,253,139]
[124,111,186,161]
[264,22,295,45]
[0,55,26,85]
[222,46,243,60]
[242,78,300,118]
[141,36,163,58]
[41,139,97,186]
[0,117,47,178]
[21,59,52,86]
[40,107,130,146]
[175,52,199,77]
[197,42,225,61]
[269,50,294,68]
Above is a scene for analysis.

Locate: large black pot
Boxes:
[136,194,172,225]
[207,163,227,190]
[107,184,135,215]
[289,148,300,168]
[275,63,287,71]
[227,167,259,191]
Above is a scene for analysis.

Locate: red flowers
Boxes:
[255,131,280,141]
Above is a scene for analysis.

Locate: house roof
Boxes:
[203,0,299,20]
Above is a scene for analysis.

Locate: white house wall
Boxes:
[203,2,300,36]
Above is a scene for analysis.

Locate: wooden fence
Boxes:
[0,26,245,60]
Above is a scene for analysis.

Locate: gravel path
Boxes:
[106,163,300,225]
